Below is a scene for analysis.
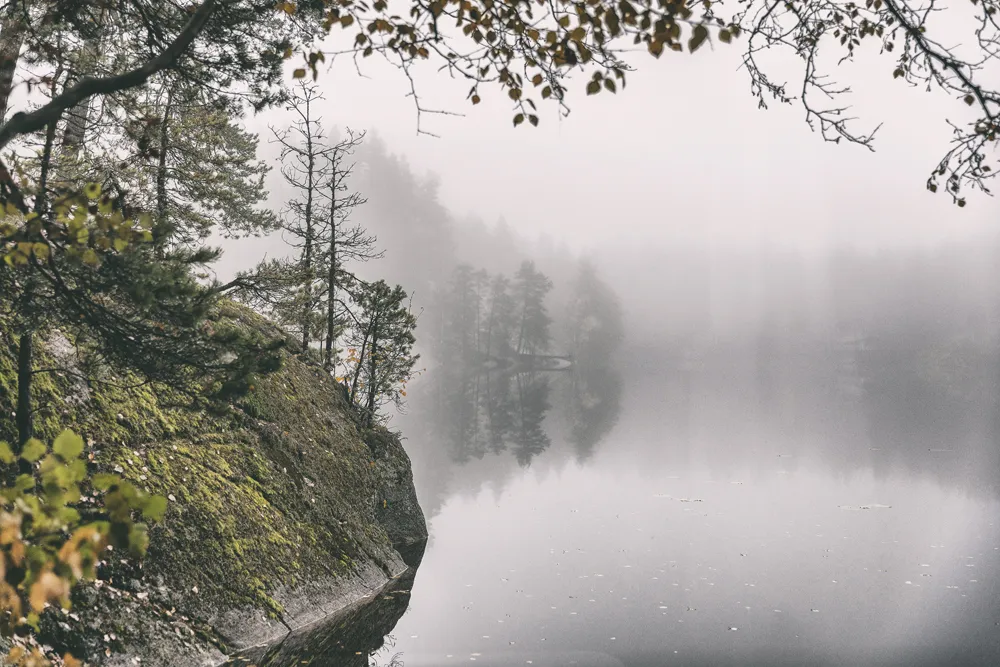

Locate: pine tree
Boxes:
[0,57,283,451]
[513,260,553,356]
[483,274,515,362]
[144,80,278,248]
[264,82,331,351]
[314,128,378,370]
[342,280,419,427]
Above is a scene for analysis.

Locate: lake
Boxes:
[298,337,1000,667]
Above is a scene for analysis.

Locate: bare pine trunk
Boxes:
[365,330,379,426]
[62,16,106,154]
[324,189,337,369]
[349,329,370,405]
[0,0,27,123]
[301,137,315,351]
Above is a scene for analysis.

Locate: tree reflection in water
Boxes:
[419,359,622,468]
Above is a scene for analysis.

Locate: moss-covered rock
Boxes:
[0,303,427,666]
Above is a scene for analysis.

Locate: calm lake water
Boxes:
[327,339,1000,667]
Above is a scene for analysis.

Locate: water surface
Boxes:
[335,340,1000,666]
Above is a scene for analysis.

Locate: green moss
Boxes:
[0,303,402,633]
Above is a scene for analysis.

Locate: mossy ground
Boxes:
[0,302,413,660]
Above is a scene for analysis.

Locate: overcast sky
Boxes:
[240,18,999,260]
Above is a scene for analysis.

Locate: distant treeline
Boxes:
[345,137,624,367]
[427,256,624,372]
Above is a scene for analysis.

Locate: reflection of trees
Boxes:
[512,373,551,466]
[432,367,553,466]
[419,361,624,467]
[483,371,516,455]
[562,366,623,462]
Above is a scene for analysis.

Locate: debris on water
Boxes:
[838,503,892,511]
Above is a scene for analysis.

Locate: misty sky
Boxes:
[239,19,999,260]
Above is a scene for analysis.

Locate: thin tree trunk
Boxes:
[324,186,337,369]
[154,85,174,251]
[365,328,379,426]
[62,23,105,153]
[16,331,32,449]
[35,119,56,214]
[301,116,315,351]
[13,120,55,458]
[0,0,28,124]
[349,328,370,405]
[484,288,497,360]
[517,299,527,356]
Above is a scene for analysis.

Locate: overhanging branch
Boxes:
[0,0,218,152]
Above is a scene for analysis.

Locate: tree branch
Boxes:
[0,0,218,151]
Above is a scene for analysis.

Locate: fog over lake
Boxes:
[237,230,1000,667]
[200,24,1000,662]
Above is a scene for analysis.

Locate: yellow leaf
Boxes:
[29,570,70,612]
[293,68,307,79]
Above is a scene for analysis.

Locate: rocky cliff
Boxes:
[0,302,427,666]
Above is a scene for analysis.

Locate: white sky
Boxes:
[243,22,1000,257]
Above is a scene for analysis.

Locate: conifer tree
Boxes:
[342,280,419,427]
[264,82,331,351]
[483,274,516,361]
[315,129,379,370]
[513,260,553,356]
[0,66,283,451]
